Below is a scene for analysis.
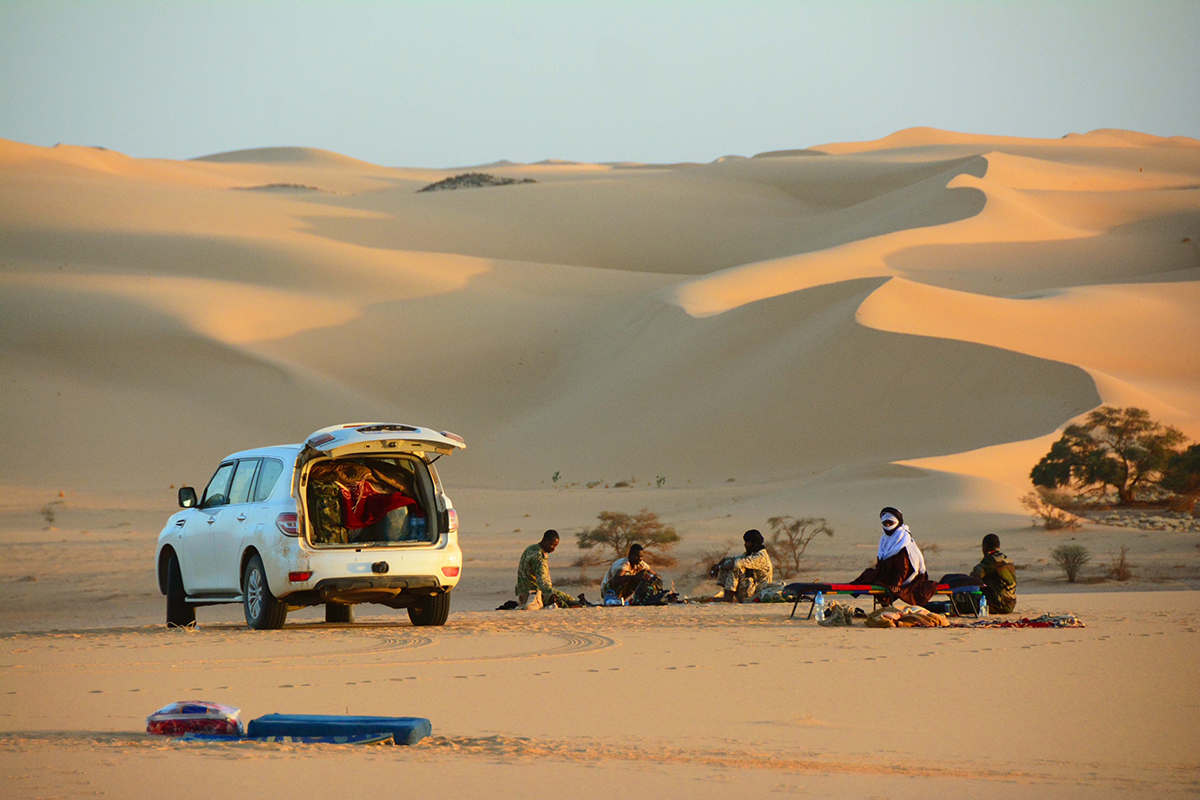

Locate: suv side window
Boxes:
[201,462,236,508]
[252,459,285,502]
[228,459,260,506]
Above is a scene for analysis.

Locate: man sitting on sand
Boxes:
[710,530,774,602]
[851,507,937,606]
[971,534,1017,614]
[601,544,664,604]
[516,530,579,608]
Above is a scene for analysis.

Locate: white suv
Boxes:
[155,423,465,629]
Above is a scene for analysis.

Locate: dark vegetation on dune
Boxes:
[418,172,537,193]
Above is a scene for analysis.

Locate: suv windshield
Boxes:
[305,455,437,547]
[201,462,236,508]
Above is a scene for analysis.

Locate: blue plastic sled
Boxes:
[246,714,432,745]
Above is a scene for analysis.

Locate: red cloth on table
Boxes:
[340,480,420,529]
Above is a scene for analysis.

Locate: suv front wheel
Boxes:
[243,554,287,629]
[408,592,450,626]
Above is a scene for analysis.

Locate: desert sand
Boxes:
[2,127,1199,797]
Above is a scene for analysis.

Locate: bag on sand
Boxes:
[147,701,244,736]
[865,602,949,629]
[517,591,543,611]
[817,601,856,626]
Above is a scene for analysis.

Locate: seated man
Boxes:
[852,507,937,606]
[601,544,664,604]
[711,530,774,602]
[971,534,1017,613]
[515,529,579,608]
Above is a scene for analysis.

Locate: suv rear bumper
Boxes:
[280,575,446,608]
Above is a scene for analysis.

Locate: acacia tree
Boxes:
[765,516,834,579]
[1031,407,1186,504]
[1162,445,1200,513]
[576,509,681,563]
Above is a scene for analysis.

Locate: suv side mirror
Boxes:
[178,486,198,508]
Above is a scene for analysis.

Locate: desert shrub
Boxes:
[1020,489,1082,530]
[765,516,833,579]
[40,504,56,526]
[576,509,681,562]
[1107,545,1133,581]
[1162,445,1200,513]
[1031,407,1187,504]
[1051,544,1091,582]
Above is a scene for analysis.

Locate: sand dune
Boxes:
[2,127,1197,505]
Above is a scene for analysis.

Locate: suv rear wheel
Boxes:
[407,592,450,626]
[243,554,287,629]
[325,602,354,624]
[165,553,195,628]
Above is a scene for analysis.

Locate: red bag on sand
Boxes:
[146,701,244,736]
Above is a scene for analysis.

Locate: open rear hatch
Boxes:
[294,423,465,549]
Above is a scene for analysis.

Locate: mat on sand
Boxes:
[246,714,432,745]
[183,731,395,745]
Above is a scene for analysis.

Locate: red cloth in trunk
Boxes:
[340,481,420,529]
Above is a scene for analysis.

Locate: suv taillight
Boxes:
[276,512,299,536]
[446,508,458,534]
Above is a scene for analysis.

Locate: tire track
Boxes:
[0,631,435,673]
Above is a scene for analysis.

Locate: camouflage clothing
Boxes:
[718,548,774,601]
[971,549,1017,614]
[515,543,575,607]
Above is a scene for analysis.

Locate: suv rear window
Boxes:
[228,459,260,505]
[305,456,436,547]
[253,459,284,502]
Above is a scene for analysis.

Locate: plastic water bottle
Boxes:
[979,595,988,617]
[813,591,826,622]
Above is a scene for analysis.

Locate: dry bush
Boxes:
[576,509,680,561]
[765,516,833,579]
[1021,489,1082,530]
[1051,544,1091,582]
[644,550,678,569]
[919,541,940,554]
[1107,545,1134,581]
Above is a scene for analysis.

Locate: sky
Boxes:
[2,1,1198,166]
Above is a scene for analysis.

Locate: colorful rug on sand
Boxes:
[952,613,1085,629]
